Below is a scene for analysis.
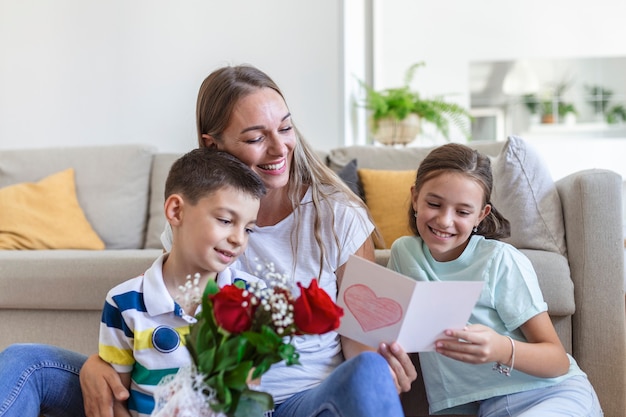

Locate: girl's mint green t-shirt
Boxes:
[388,235,585,414]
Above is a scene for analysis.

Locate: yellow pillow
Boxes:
[0,168,105,250]
[358,168,416,249]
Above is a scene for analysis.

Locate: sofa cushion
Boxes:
[0,249,162,310]
[0,169,104,250]
[491,136,567,255]
[520,249,574,316]
[145,153,182,249]
[358,168,415,249]
[0,144,155,249]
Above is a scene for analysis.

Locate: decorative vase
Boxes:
[371,114,421,145]
[529,114,541,125]
[563,113,577,125]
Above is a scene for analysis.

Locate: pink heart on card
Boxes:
[343,284,403,332]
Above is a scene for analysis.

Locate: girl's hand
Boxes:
[434,313,570,378]
[434,324,512,365]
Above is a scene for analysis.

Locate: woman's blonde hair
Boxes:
[196,64,374,276]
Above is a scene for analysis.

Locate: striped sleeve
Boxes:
[98,289,146,371]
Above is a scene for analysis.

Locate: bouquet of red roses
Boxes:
[152,274,344,417]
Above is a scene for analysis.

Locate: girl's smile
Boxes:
[412,172,490,262]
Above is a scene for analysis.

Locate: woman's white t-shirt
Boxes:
[161,186,374,403]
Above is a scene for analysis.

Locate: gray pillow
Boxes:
[337,158,364,200]
[491,136,567,255]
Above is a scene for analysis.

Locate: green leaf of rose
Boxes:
[223,360,254,389]
[278,342,300,366]
[215,336,245,372]
[243,325,282,355]
[204,279,220,296]
[196,346,216,376]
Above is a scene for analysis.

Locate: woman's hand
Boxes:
[341,337,417,394]
[79,354,130,417]
[378,342,417,393]
[338,237,417,393]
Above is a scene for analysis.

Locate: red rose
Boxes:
[293,279,344,334]
[209,285,253,333]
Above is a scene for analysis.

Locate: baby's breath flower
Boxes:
[176,273,202,311]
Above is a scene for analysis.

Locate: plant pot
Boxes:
[563,113,577,125]
[529,114,541,125]
[371,114,421,145]
[541,114,555,124]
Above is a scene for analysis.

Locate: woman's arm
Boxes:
[79,354,130,417]
[435,312,570,378]
[337,236,417,393]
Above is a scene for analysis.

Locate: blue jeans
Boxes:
[0,346,404,417]
[478,375,603,417]
[0,344,87,417]
[273,351,404,417]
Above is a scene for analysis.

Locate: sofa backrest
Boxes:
[326,141,504,171]
[327,137,567,256]
[0,144,155,249]
[144,152,182,249]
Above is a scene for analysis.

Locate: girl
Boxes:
[388,143,602,416]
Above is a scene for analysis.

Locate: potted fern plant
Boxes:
[359,62,471,145]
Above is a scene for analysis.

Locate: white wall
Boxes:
[373,0,626,92]
[371,0,626,144]
[3,0,626,154]
[372,0,626,171]
[0,0,344,153]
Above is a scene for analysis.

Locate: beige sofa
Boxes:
[0,138,624,416]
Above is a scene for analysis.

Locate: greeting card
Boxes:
[337,255,484,352]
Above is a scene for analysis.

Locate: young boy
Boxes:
[98,148,266,417]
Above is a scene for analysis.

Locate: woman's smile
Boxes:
[258,158,287,174]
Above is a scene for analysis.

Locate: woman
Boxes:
[1,65,416,417]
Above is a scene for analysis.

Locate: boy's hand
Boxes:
[79,354,130,417]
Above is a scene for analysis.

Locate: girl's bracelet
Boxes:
[492,335,515,376]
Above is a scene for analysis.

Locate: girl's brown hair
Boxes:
[408,143,510,240]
